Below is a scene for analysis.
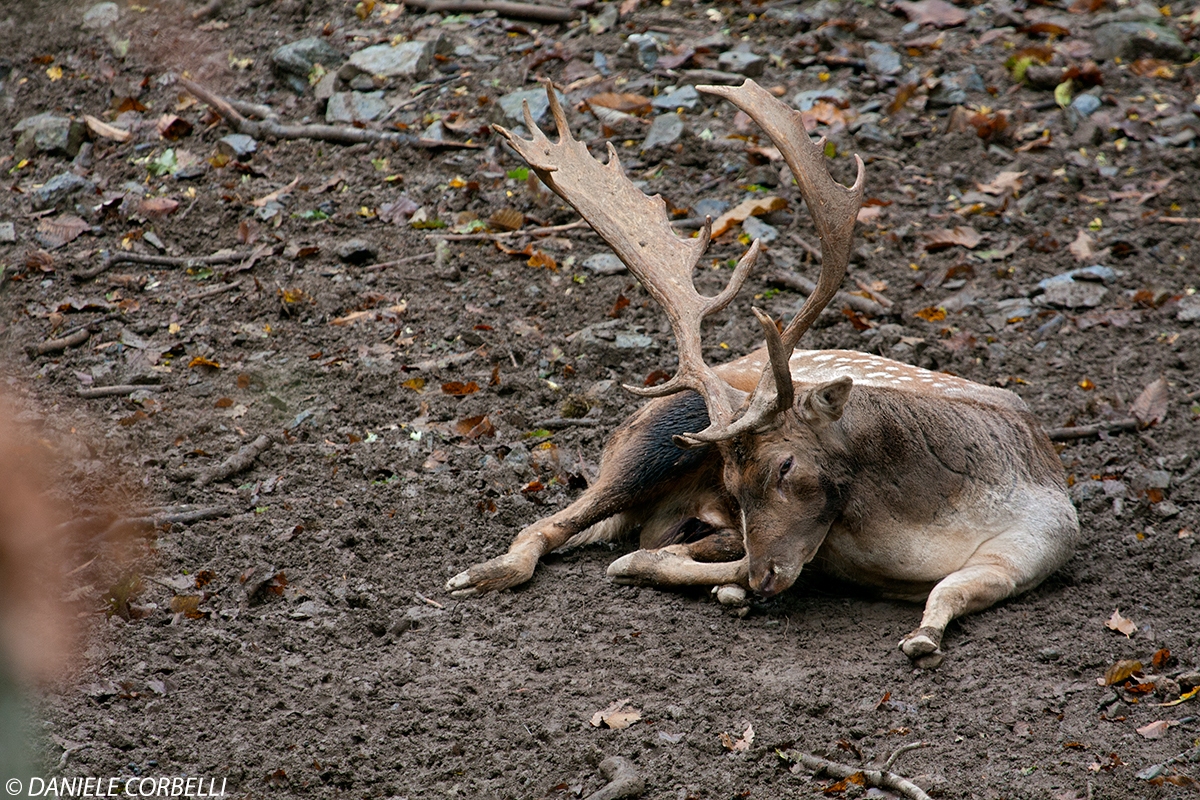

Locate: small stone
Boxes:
[854,122,897,146]
[13,114,87,159]
[81,2,119,29]
[621,33,661,71]
[217,134,257,161]
[346,41,432,80]
[583,253,626,275]
[692,199,728,220]
[1039,280,1108,309]
[272,37,344,93]
[313,71,339,104]
[589,3,618,34]
[717,50,766,77]
[494,87,566,127]
[337,239,377,265]
[0,222,15,243]
[1093,21,1189,62]
[1175,295,1200,322]
[325,91,389,124]
[792,87,848,111]
[741,214,778,243]
[642,113,686,151]
[29,172,94,211]
[1038,265,1117,289]
[864,42,902,76]
[651,84,700,111]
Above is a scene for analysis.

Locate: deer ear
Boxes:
[797,377,852,425]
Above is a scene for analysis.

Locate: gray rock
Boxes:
[864,42,902,76]
[0,222,15,243]
[217,134,257,161]
[854,122,897,146]
[621,33,661,71]
[81,2,119,29]
[1093,22,1189,62]
[793,87,848,111]
[313,70,339,103]
[1038,265,1117,289]
[651,84,700,111]
[929,67,984,108]
[583,253,626,275]
[326,91,389,124]
[741,214,778,243]
[272,37,344,93]
[642,113,686,151]
[1039,280,1108,309]
[30,172,94,211]
[718,50,766,77]
[568,320,656,358]
[495,87,566,127]
[589,3,618,34]
[1175,294,1200,322]
[13,114,87,159]
[693,199,728,219]
[1064,92,1102,133]
[337,239,377,265]
[346,41,432,80]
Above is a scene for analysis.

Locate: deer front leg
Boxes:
[899,560,1019,668]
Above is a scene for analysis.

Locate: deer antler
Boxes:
[493,82,760,441]
[493,79,863,446]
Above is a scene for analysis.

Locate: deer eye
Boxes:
[778,456,795,482]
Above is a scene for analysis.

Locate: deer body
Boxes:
[446,79,1079,666]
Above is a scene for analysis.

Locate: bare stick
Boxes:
[790,749,933,800]
[194,434,274,487]
[100,506,232,538]
[1047,418,1139,441]
[367,252,437,271]
[186,280,243,302]
[582,756,643,800]
[883,741,930,772]
[1157,217,1200,224]
[179,78,477,150]
[26,328,90,358]
[430,219,592,242]
[767,270,885,316]
[78,384,166,399]
[401,0,580,22]
[75,251,254,281]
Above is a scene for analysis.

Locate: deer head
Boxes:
[494,79,865,596]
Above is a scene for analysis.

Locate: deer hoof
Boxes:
[713,584,748,607]
[899,626,943,658]
[445,553,536,597]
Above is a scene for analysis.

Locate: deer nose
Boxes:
[752,562,780,598]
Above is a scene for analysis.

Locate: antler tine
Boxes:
[493,80,764,442]
[683,78,864,441]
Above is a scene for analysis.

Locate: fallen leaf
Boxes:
[914,306,947,322]
[36,215,89,249]
[84,114,132,143]
[156,114,193,140]
[527,250,557,271]
[590,698,641,729]
[923,225,981,251]
[188,356,221,370]
[402,377,425,393]
[1105,609,1136,637]
[441,381,480,396]
[710,195,787,237]
[1129,377,1169,428]
[1068,230,1096,261]
[454,414,496,439]
[977,170,1026,196]
[586,92,653,116]
[1136,720,1174,739]
[719,723,755,752]
[252,176,300,208]
[139,197,180,219]
[895,0,968,28]
[169,595,208,619]
[330,303,409,326]
[488,207,523,231]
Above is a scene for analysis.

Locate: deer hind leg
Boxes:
[447,392,714,597]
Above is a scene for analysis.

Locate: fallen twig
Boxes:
[78,384,166,399]
[1157,217,1200,224]
[186,280,244,302]
[75,250,254,281]
[1047,418,1139,441]
[535,417,601,429]
[367,251,437,271]
[26,328,90,358]
[582,756,643,800]
[767,270,887,317]
[100,505,233,538]
[193,434,275,487]
[786,743,933,800]
[430,219,592,242]
[401,0,580,22]
[180,78,478,150]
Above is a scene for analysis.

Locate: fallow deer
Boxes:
[446,79,1079,666]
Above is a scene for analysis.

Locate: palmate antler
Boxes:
[493,79,864,445]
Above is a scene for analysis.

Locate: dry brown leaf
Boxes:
[1105,609,1136,637]
[156,114,193,140]
[441,381,480,397]
[1068,230,1095,261]
[1136,720,1174,739]
[330,302,408,326]
[488,207,524,231]
[719,723,755,752]
[895,0,968,28]
[1100,659,1143,686]
[1130,377,1169,428]
[84,114,133,143]
[35,215,89,249]
[710,195,787,237]
[139,197,180,219]
[977,170,1027,196]
[587,92,653,116]
[590,698,641,729]
[923,226,981,251]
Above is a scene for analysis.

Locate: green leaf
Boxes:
[1054,80,1073,109]
[147,148,178,176]
[507,167,530,180]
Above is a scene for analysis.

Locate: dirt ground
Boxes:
[2,0,1199,797]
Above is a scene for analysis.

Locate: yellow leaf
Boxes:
[402,378,425,393]
[914,307,947,322]
[46,65,63,81]
[188,356,221,369]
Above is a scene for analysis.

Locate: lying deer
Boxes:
[447,79,1079,666]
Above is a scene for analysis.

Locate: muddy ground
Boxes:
[1,0,1199,797]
